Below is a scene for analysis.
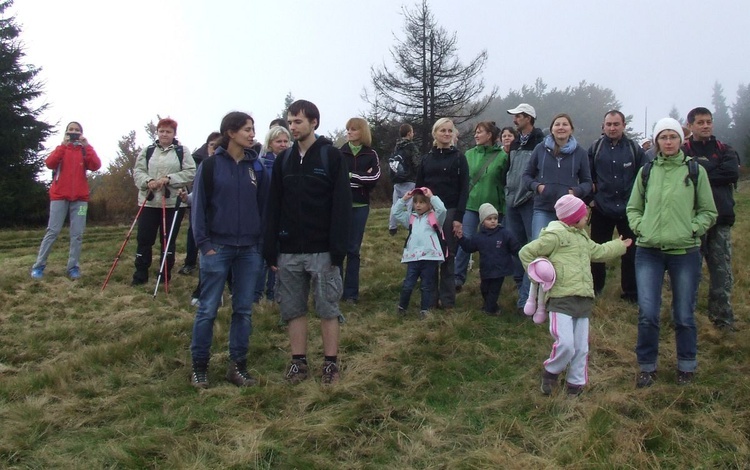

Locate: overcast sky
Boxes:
[10,0,749,172]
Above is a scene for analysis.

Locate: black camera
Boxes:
[67,133,80,142]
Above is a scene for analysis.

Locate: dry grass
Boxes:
[1,184,749,469]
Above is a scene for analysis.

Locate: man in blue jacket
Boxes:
[588,110,646,303]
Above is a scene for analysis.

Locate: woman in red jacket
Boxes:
[31,121,101,280]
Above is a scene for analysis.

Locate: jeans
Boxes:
[531,209,557,240]
[505,201,533,308]
[190,244,263,363]
[389,182,416,230]
[343,205,370,301]
[635,247,701,373]
[399,260,439,311]
[589,209,637,298]
[33,200,88,272]
[454,210,480,286]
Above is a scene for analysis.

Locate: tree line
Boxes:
[1,0,748,226]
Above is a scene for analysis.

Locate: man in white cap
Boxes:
[505,103,545,315]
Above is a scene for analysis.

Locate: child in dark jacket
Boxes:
[457,203,520,315]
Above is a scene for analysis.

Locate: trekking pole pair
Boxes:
[101,191,153,291]
[153,188,182,298]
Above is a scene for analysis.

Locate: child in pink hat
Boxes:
[520,194,632,396]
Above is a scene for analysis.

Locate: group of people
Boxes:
[30,100,739,395]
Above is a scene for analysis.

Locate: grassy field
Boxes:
[1,184,749,469]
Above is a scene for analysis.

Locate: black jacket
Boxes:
[588,136,646,219]
[415,146,470,223]
[682,137,739,226]
[263,137,352,266]
[340,143,381,205]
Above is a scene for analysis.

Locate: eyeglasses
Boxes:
[657,135,681,142]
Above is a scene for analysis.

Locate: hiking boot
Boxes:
[31,266,45,279]
[566,383,584,397]
[321,361,340,385]
[285,359,309,384]
[67,267,81,280]
[636,371,657,388]
[178,264,196,275]
[676,370,694,386]
[540,370,559,395]
[191,362,209,389]
[226,360,257,387]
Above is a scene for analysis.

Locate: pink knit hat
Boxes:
[554,194,587,226]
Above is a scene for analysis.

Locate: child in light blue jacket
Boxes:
[391,187,446,319]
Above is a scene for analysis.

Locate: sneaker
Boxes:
[190,297,200,307]
[226,361,257,387]
[321,361,340,385]
[636,371,657,388]
[397,306,407,316]
[67,267,81,280]
[191,362,209,389]
[566,383,584,397]
[285,359,309,384]
[389,228,397,236]
[540,370,559,395]
[178,264,196,275]
[31,266,45,279]
[419,309,429,320]
[676,370,694,386]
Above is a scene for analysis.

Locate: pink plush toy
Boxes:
[523,257,556,324]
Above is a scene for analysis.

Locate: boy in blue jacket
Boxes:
[457,203,520,315]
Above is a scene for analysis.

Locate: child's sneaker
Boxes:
[31,266,45,279]
[540,370,559,395]
[566,383,584,397]
[67,267,81,280]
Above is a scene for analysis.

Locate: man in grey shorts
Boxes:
[264,100,352,385]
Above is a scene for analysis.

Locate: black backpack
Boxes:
[640,158,700,205]
[146,140,185,170]
[388,151,409,183]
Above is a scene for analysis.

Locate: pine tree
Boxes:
[0,0,53,226]
[710,82,732,143]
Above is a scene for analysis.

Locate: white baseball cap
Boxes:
[507,103,536,118]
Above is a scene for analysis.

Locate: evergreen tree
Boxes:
[710,81,732,143]
[365,0,496,153]
[0,0,53,226]
[731,83,750,165]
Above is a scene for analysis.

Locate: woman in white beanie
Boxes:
[626,117,717,388]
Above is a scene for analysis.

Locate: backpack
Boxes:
[591,136,639,171]
[388,152,409,183]
[640,158,700,206]
[406,211,448,258]
[146,141,185,170]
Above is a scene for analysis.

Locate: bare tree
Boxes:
[364,0,496,152]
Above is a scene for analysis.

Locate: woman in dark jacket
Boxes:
[340,117,381,302]
[522,113,592,240]
[415,117,470,309]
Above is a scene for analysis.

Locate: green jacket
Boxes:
[626,151,717,253]
[520,221,626,300]
[465,145,509,214]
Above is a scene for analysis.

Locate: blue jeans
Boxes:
[191,245,263,363]
[531,209,557,240]
[454,210,480,286]
[399,260,439,311]
[505,201,533,308]
[343,205,370,301]
[635,247,701,373]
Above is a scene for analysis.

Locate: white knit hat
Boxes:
[478,203,498,223]
[652,117,685,145]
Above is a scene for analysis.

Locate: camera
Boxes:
[67,133,80,142]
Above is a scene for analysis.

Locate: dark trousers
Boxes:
[184,221,198,267]
[133,206,185,282]
[589,208,637,299]
[480,277,504,314]
[399,260,439,311]
[431,208,457,308]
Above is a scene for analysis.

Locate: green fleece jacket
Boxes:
[464,144,509,213]
[626,151,717,253]
[519,221,626,300]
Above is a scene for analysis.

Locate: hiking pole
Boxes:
[101,191,153,291]
[154,192,182,298]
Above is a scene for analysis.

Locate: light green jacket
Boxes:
[626,151,717,252]
[520,221,626,299]
[464,145,508,213]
